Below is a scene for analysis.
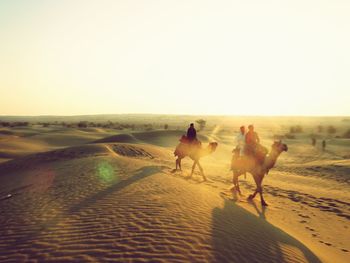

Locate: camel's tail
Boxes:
[174,145,180,156]
[174,143,185,157]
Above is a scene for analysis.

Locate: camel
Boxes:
[174,141,218,181]
[231,140,288,206]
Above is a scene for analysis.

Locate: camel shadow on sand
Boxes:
[212,199,321,263]
[0,165,164,254]
[68,165,165,213]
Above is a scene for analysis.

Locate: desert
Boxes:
[0,115,349,262]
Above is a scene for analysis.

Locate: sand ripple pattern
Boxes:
[0,159,320,262]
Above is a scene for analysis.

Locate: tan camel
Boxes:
[174,142,218,181]
[231,140,288,206]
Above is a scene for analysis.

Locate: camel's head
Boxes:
[209,142,218,152]
[272,140,288,153]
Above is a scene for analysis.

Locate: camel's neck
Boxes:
[264,149,281,170]
[200,146,213,157]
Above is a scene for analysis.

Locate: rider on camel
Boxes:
[244,124,267,163]
[187,123,197,142]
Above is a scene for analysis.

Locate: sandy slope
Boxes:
[0,126,118,163]
[0,142,321,262]
[0,128,349,262]
[212,139,350,263]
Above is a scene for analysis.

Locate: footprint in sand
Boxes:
[318,240,333,247]
[305,226,315,232]
[298,213,310,219]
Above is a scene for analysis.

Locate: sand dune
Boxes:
[0,126,118,163]
[95,130,209,147]
[0,142,321,262]
[0,125,349,262]
[94,133,140,144]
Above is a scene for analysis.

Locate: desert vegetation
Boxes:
[289,125,303,133]
[196,119,206,131]
[0,121,29,127]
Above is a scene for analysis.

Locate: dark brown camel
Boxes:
[231,141,288,206]
[174,142,218,181]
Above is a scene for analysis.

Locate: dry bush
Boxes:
[78,121,88,128]
[327,125,337,134]
[196,119,206,131]
[289,125,303,133]
[343,129,350,138]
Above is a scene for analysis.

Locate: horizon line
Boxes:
[1,113,350,118]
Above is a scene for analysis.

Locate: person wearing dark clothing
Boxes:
[244,125,267,162]
[187,123,197,142]
[245,125,260,147]
[322,140,326,151]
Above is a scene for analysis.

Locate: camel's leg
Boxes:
[248,189,258,200]
[248,173,267,206]
[248,173,259,200]
[197,161,206,181]
[190,161,197,177]
[175,157,183,171]
[259,186,268,206]
[232,171,242,196]
[257,174,268,206]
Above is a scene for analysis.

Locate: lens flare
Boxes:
[96,161,117,183]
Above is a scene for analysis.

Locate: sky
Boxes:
[0,0,349,116]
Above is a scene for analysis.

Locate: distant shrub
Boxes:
[102,123,111,128]
[78,121,88,128]
[120,123,134,129]
[0,121,10,127]
[327,125,336,134]
[9,122,29,127]
[196,119,206,131]
[285,133,296,139]
[289,125,303,133]
[144,124,153,131]
[89,122,96,127]
[343,129,350,138]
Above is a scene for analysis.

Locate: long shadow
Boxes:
[247,199,267,220]
[212,200,321,263]
[0,165,164,255]
[69,165,164,213]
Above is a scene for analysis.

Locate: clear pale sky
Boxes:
[1,0,349,116]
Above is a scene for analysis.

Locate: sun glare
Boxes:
[0,0,349,116]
